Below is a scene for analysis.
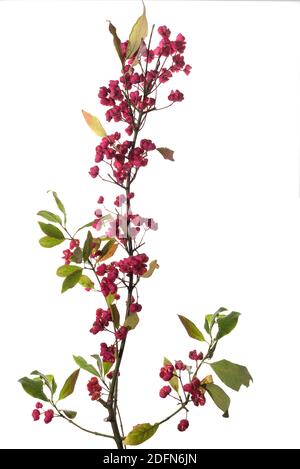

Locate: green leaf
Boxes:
[61,269,82,293]
[30,370,57,395]
[73,355,100,378]
[18,377,49,401]
[39,236,64,248]
[126,3,148,59]
[216,312,241,340]
[142,260,159,278]
[110,304,120,329]
[37,210,62,224]
[38,222,65,239]
[74,221,94,234]
[108,22,123,62]
[210,360,253,392]
[58,369,80,401]
[105,293,115,306]
[56,265,82,277]
[83,231,93,262]
[91,354,103,377]
[206,383,230,418]
[71,247,83,264]
[204,307,228,334]
[61,410,77,419]
[48,191,67,226]
[156,147,174,162]
[103,361,113,375]
[124,423,159,446]
[45,375,57,394]
[163,357,178,393]
[78,275,94,289]
[124,313,139,330]
[178,315,206,342]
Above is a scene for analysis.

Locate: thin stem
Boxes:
[52,403,114,439]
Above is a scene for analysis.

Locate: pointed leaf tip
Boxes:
[82,110,107,137]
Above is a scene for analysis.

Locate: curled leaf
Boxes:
[18,377,49,402]
[142,260,159,278]
[47,191,67,226]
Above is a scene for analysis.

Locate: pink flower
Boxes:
[129,303,142,313]
[94,209,102,218]
[158,25,171,38]
[175,360,186,371]
[159,364,174,381]
[100,343,116,363]
[140,139,156,151]
[97,196,104,204]
[159,385,172,398]
[159,68,172,83]
[44,409,54,424]
[32,409,40,421]
[177,419,189,432]
[168,90,184,102]
[184,64,192,75]
[115,326,128,341]
[189,350,203,361]
[35,402,43,409]
[89,165,99,178]
[87,377,102,401]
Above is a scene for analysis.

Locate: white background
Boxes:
[0,0,300,449]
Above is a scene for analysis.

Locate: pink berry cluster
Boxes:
[89,25,191,184]
[31,402,55,424]
[159,350,206,432]
[62,239,80,265]
[87,377,102,401]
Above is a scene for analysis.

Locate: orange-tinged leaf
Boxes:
[81,110,107,137]
[98,242,118,262]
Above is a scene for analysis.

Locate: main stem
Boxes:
[107,110,144,449]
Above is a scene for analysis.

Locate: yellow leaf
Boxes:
[201,375,214,386]
[81,110,107,137]
[142,260,159,278]
[126,3,148,59]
